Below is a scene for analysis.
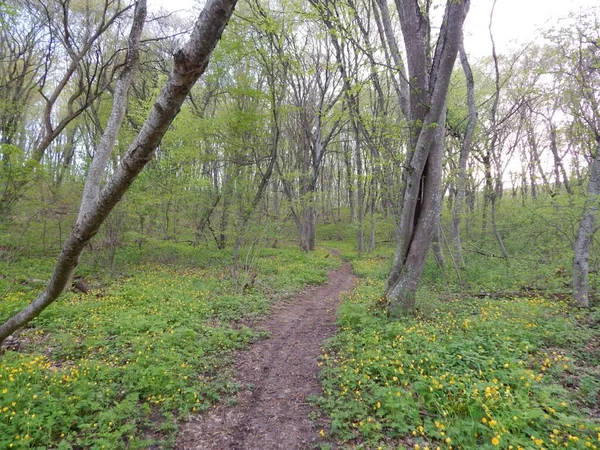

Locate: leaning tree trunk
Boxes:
[63,0,148,292]
[384,0,469,317]
[573,143,600,308]
[0,0,238,347]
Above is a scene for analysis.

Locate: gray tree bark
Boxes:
[0,0,238,347]
[64,0,148,292]
[548,123,572,194]
[452,41,476,268]
[78,0,147,223]
[385,0,470,317]
[355,131,365,253]
[373,0,410,120]
[487,1,509,260]
[573,144,600,308]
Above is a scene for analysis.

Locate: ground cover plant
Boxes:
[316,247,600,449]
[1,0,600,448]
[0,242,337,449]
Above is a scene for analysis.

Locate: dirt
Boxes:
[176,261,356,450]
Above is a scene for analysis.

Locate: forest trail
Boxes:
[175,259,356,450]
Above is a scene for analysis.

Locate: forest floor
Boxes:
[175,259,356,450]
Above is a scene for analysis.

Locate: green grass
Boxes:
[2,197,600,449]
[316,251,600,450]
[0,242,338,449]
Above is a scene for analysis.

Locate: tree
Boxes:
[382,0,470,316]
[310,0,403,252]
[0,0,238,347]
[547,10,600,307]
[230,0,290,259]
[0,0,136,219]
[447,39,477,270]
[275,9,343,252]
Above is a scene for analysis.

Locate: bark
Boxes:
[452,40,476,268]
[549,124,572,194]
[78,0,147,223]
[573,144,600,308]
[385,0,469,317]
[368,161,378,253]
[63,0,147,292]
[525,118,551,197]
[431,221,445,266]
[0,0,238,347]
[344,142,355,222]
[218,169,235,250]
[372,0,410,120]
[55,125,78,187]
[485,0,508,260]
[299,133,315,252]
[195,192,221,244]
[310,0,394,248]
[387,106,447,315]
[355,133,364,253]
[491,193,509,259]
[300,205,316,252]
[527,125,538,199]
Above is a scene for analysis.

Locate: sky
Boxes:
[465,0,599,57]
[148,0,599,59]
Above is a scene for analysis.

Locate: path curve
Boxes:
[176,260,355,450]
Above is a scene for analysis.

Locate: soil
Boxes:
[175,260,356,450]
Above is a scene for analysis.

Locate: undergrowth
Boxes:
[0,242,337,449]
[316,251,600,449]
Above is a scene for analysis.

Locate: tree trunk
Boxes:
[385,0,469,317]
[368,174,377,253]
[300,204,316,252]
[431,220,445,266]
[194,192,221,244]
[387,109,446,315]
[573,144,600,308]
[491,193,509,259]
[344,141,355,223]
[0,0,238,347]
[70,0,148,291]
[483,2,508,260]
[219,170,233,250]
[355,136,364,252]
[452,40,476,267]
[549,124,572,194]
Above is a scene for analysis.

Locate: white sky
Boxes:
[149,0,599,59]
[465,0,599,57]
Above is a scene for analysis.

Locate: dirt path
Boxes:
[176,260,355,450]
